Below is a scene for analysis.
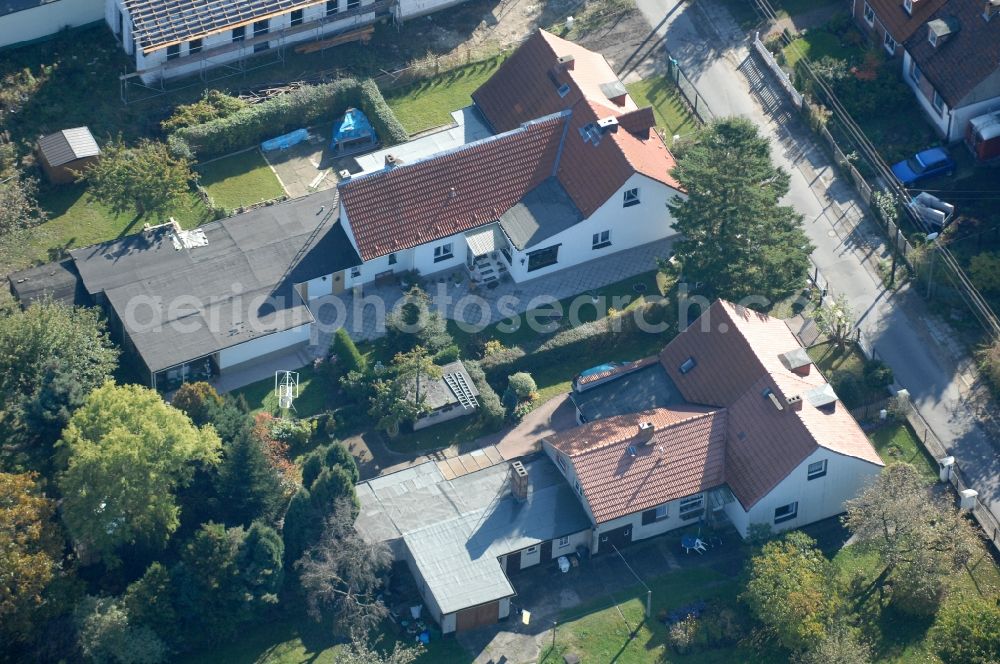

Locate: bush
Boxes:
[979,339,1000,396]
[170,78,405,159]
[269,418,310,447]
[668,614,700,654]
[863,359,894,389]
[162,90,248,132]
[329,328,366,380]
[434,344,461,364]
[930,599,1000,664]
[831,370,861,407]
[482,339,507,357]
[171,381,223,426]
[970,252,1000,293]
[465,360,504,428]
[507,372,537,399]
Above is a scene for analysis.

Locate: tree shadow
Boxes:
[117,212,146,238]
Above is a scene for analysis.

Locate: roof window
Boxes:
[679,357,696,374]
[557,83,571,98]
[578,123,601,145]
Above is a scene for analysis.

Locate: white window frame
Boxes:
[807,459,827,480]
[679,494,704,520]
[928,31,938,47]
[526,545,537,553]
[558,536,570,548]
[655,504,669,520]
[592,230,611,249]
[623,187,640,207]
[774,501,798,524]
[433,243,454,263]
[883,31,896,55]
[911,60,922,83]
[932,89,945,114]
[903,0,913,14]
[863,2,875,26]
[557,83,571,98]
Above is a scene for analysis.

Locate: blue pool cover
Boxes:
[580,363,618,377]
[331,108,375,148]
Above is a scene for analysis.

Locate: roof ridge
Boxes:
[569,408,721,458]
[340,109,572,190]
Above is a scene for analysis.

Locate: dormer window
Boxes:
[904,0,912,15]
[928,30,938,46]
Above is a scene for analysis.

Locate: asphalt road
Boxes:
[634,0,999,521]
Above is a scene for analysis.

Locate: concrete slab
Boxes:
[261,128,343,199]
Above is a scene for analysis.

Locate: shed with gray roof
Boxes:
[37,127,100,184]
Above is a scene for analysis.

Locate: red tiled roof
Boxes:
[473,30,682,215]
[338,114,565,261]
[551,300,884,518]
[903,1,1000,106]
[547,408,727,523]
[547,405,718,456]
[864,0,948,42]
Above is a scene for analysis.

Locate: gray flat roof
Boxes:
[353,106,493,176]
[8,259,87,307]
[414,360,480,410]
[499,177,582,250]
[356,457,591,615]
[69,194,360,372]
[572,362,686,422]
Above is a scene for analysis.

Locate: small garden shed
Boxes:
[37,127,100,184]
[330,108,377,156]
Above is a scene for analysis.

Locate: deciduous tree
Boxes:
[843,463,978,615]
[0,471,64,643]
[57,383,221,566]
[814,294,855,348]
[296,498,392,638]
[385,287,452,354]
[666,118,812,301]
[742,531,840,651]
[80,138,194,219]
[0,299,118,470]
[74,595,167,664]
[0,172,46,237]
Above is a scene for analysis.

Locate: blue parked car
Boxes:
[891,147,956,186]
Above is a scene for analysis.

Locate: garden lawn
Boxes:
[384,56,506,135]
[229,364,329,418]
[782,30,857,70]
[197,149,285,211]
[181,617,469,664]
[626,76,702,144]
[867,421,938,481]
[538,567,773,664]
[0,184,212,275]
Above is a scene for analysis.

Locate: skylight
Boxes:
[679,357,696,374]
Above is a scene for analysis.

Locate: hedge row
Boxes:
[169,78,407,160]
[479,302,671,384]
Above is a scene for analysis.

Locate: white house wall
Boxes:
[542,440,598,524]
[113,0,377,83]
[739,448,883,538]
[591,492,703,554]
[505,173,681,283]
[396,0,468,19]
[217,323,311,369]
[1,0,103,48]
[303,273,334,300]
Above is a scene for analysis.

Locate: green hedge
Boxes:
[169,78,407,160]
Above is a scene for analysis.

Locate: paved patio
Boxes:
[308,237,675,351]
